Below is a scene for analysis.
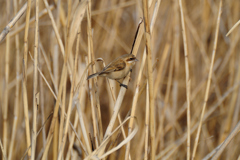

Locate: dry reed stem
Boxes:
[39,61,46,156]
[0,139,7,160]
[159,49,174,152]
[98,117,138,159]
[28,52,57,100]
[85,117,138,159]
[65,26,82,160]
[41,0,73,79]
[142,0,155,159]
[8,1,20,159]
[22,0,32,158]
[57,0,74,159]
[178,0,191,159]
[9,5,55,38]
[74,60,98,155]
[41,1,88,159]
[226,19,240,36]
[31,0,39,158]
[39,43,58,92]
[2,1,10,159]
[86,0,100,148]
[185,15,225,113]
[0,0,33,42]
[144,83,150,160]
[126,1,161,158]
[211,120,240,160]
[222,61,240,142]
[153,43,170,99]
[156,81,240,159]
[202,142,223,160]
[192,0,222,159]
[65,111,79,160]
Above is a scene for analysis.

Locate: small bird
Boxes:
[87,54,138,89]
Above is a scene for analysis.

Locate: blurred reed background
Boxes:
[0,0,240,159]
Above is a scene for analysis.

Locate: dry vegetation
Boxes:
[0,0,240,159]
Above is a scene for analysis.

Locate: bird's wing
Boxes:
[100,59,126,74]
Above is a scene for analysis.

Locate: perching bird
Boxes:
[87,54,138,89]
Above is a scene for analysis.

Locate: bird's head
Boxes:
[124,54,138,66]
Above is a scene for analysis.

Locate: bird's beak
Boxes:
[135,58,139,62]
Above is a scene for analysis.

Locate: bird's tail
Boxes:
[87,73,99,80]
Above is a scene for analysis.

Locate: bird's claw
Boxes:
[120,83,128,89]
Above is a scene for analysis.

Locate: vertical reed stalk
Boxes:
[192,0,222,159]
[57,0,73,159]
[31,0,39,158]
[22,0,32,158]
[144,82,150,160]
[86,0,100,147]
[142,0,155,159]
[3,0,10,159]
[178,0,191,159]
[8,1,20,159]
[125,1,161,159]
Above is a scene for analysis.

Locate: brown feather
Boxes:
[99,59,126,75]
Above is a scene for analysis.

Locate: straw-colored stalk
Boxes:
[155,81,240,159]
[22,0,32,158]
[52,1,61,158]
[42,0,73,77]
[2,1,10,159]
[192,0,222,159]
[142,0,155,159]
[0,139,7,160]
[178,0,191,159]
[39,58,46,154]
[42,0,88,158]
[9,5,54,38]
[125,1,161,159]
[226,19,240,36]
[8,1,20,160]
[31,0,39,158]
[144,82,150,160]
[65,26,81,160]
[57,0,73,159]
[211,120,240,160]
[86,0,100,147]
[185,14,224,114]
[0,0,34,42]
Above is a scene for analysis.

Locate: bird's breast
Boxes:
[104,67,130,80]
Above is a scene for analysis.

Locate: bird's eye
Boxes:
[129,58,135,60]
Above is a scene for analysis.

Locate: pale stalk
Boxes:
[144,82,150,160]
[125,1,161,159]
[86,0,100,147]
[22,0,32,158]
[31,0,39,158]
[178,0,191,159]
[192,1,222,159]
[142,0,155,159]
[3,0,10,159]
[8,1,20,159]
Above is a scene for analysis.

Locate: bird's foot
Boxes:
[130,69,132,72]
[120,83,128,89]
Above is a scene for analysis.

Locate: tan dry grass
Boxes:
[0,0,240,160]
